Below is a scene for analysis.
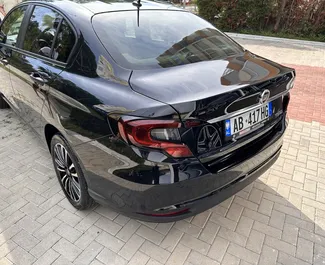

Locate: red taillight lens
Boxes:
[163,146,193,158]
[118,119,193,158]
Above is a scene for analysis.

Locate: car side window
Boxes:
[23,6,62,58]
[1,6,27,47]
[51,20,75,62]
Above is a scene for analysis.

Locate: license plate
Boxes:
[225,102,273,137]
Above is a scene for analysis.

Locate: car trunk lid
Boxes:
[129,52,294,166]
[129,51,294,111]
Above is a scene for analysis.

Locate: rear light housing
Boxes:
[286,72,296,90]
[117,119,193,158]
[283,93,290,112]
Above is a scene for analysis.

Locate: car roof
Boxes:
[22,0,182,14]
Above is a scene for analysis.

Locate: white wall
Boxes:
[0,0,21,20]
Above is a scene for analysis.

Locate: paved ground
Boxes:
[230,35,325,124]
[1,36,325,265]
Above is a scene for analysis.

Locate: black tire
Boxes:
[50,134,95,210]
[0,96,9,109]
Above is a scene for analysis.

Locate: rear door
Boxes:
[9,4,75,135]
[0,5,27,109]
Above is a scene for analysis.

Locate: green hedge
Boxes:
[197,0,325,42]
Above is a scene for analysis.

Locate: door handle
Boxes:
[30,72,46,86]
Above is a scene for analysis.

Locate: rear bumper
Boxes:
[90,145,281,222]
[83,117,286,222]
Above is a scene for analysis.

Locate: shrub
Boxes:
[197,0,325,41]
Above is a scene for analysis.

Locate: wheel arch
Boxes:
[44,124,61,152]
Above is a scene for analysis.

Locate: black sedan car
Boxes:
[0,0,295,221]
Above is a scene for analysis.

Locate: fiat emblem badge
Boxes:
[259,89,271,104]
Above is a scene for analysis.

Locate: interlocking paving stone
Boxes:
[227,243,259,265]
[6,246,36,265]
[52,238,82,262]
[235,216,254,238]
[165,243,191,265]
[116,219,141,242]
[159,228,183,252]
[11,230,39,252]
[74,241,103,265]
[221,253,240,265]
[199,221,220,245]
[30,232,61,258]
[208,236,229,262]
[32,249,60,265]
[136,225,164,245]
[139,241,170,264]
[96,248,127,265]
[246,230,265,254]
[95,231,124,253]
[0,36,325,265]
[180,234,210,255]
[118,234,145,260]
[258,245,278,265]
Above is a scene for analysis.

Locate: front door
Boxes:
[0,5,27,110]
[9,5,65,135]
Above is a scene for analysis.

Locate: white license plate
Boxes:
[225,102,273,137]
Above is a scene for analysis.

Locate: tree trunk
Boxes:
[284,0,295,30]
[274,0,288,32]
[315,0,325,27]
[305,0,315,21]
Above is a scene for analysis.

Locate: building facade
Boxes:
[0,0,21,20]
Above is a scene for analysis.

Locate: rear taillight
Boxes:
[118,119,193,158]
[286,72,296,90]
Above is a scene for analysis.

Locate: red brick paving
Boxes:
[287,64,325,125]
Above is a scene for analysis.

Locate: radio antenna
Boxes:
[132,0,142,27]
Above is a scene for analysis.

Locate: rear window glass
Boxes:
[92,11,244,70]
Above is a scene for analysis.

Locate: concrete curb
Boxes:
[226,32,325,47]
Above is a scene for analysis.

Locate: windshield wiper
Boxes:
[132,0,142,27]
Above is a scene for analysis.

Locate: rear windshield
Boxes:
[92,10,244,70]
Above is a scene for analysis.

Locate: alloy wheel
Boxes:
[53,143,81,202]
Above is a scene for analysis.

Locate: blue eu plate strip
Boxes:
[268,102,273,116]
[225,119,231,137]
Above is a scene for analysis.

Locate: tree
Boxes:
[197,0,325,41]
[274,0,288,32]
